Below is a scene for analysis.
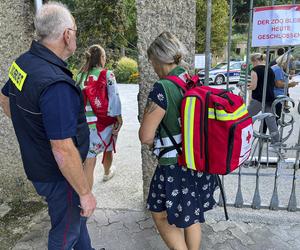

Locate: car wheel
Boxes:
[214,75,225,85]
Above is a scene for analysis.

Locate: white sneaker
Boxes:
[103,165,116,182]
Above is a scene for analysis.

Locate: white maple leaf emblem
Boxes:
[94,97,102,108]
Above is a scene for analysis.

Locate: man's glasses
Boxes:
[67,28,77,36]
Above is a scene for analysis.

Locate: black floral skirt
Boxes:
[147,163,218,228]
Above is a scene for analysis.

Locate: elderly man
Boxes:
[0,2,99,250]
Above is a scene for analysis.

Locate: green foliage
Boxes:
[232,0,295,33]
[196,0,229,56]
[60,0,137,69]
[115,57,139,83]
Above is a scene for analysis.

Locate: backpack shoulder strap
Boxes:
[97,68,108,84]
[163,75,187,92]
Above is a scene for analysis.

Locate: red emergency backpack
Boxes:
[82,69,116,132]
[161,75,253,175]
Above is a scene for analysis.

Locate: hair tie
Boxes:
[174,54,182,64]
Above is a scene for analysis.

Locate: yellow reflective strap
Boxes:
[184,98,190,168]
[208,104,248,121]
[189,97,196,170]
[184,97,196,171]
[8,61,27,91]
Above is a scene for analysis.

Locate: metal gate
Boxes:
[203,0,300,211]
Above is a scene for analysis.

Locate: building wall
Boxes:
[136,0,196,199]
[0,0,36,202]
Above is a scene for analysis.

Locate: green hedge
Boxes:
[115,57,139,83]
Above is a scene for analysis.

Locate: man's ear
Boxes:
[63,29,70,46]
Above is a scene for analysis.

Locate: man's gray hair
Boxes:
[34,2,74,41]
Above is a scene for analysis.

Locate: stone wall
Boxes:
[0,0,36,203]
[136,0,196,199]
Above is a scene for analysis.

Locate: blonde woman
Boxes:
[247,53,280,144]
[139,32,217,250]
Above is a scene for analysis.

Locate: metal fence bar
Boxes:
[204,0,212,86]
[213,1,300,212]
[243,0,254,104]
[226,0,233,90]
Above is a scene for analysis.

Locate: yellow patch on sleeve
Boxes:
[8,61,27,91]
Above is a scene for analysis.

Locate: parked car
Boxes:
[198,61,244,85]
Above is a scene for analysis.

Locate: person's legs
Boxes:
[152,211,188,250]
[84,157,97,189]
[103,151,113,175]
[265,104,280,143]
[73,217,95,250]
[184,223,201,250]
[247,99,262,117]
[33,181,94,250]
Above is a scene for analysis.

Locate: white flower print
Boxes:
[158,184,163,190]
[177,204,183,212]
[153,205,157,209]
[171,189,179,197]
[187,201,191,207]
[167,177,174,183]
[157,199,162,204]
[206,193,211,199]
[184,215,190,222]
[157,93,165,102]
[152,193,156,198]
[191,192,196,197]
[191,171,195,176]
[197,172,203,178]
[170,165,175,169]
[204,202,210,208]
[146,204,150,209]
[202,184,208,191]
[206,175,211,180]
[182,167,187,172]
[182,187,189,195]
[166,200,173,208]
[194,219,199,224]
[160,194,166,198]
[182,178,186,182]
[194,208,200,216]
[174,213,179,218]
[160,175,165,182]
[154,175,157,181]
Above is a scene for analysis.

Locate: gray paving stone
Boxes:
[210,220,236,232]
[228,227,255,246]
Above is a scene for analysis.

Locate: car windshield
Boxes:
[213,62,242,70]
[213,63,227,70]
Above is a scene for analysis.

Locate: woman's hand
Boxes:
[288,81,298,88]
[112,115,123,135]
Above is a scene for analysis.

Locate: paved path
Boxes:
[11,84,300,250]
[12,207,300,250]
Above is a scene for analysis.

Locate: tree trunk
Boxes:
[136,0,196,200]
[0,0,36,203]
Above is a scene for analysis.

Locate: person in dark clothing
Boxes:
[0,2,98,249]
[247,53,280,144]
